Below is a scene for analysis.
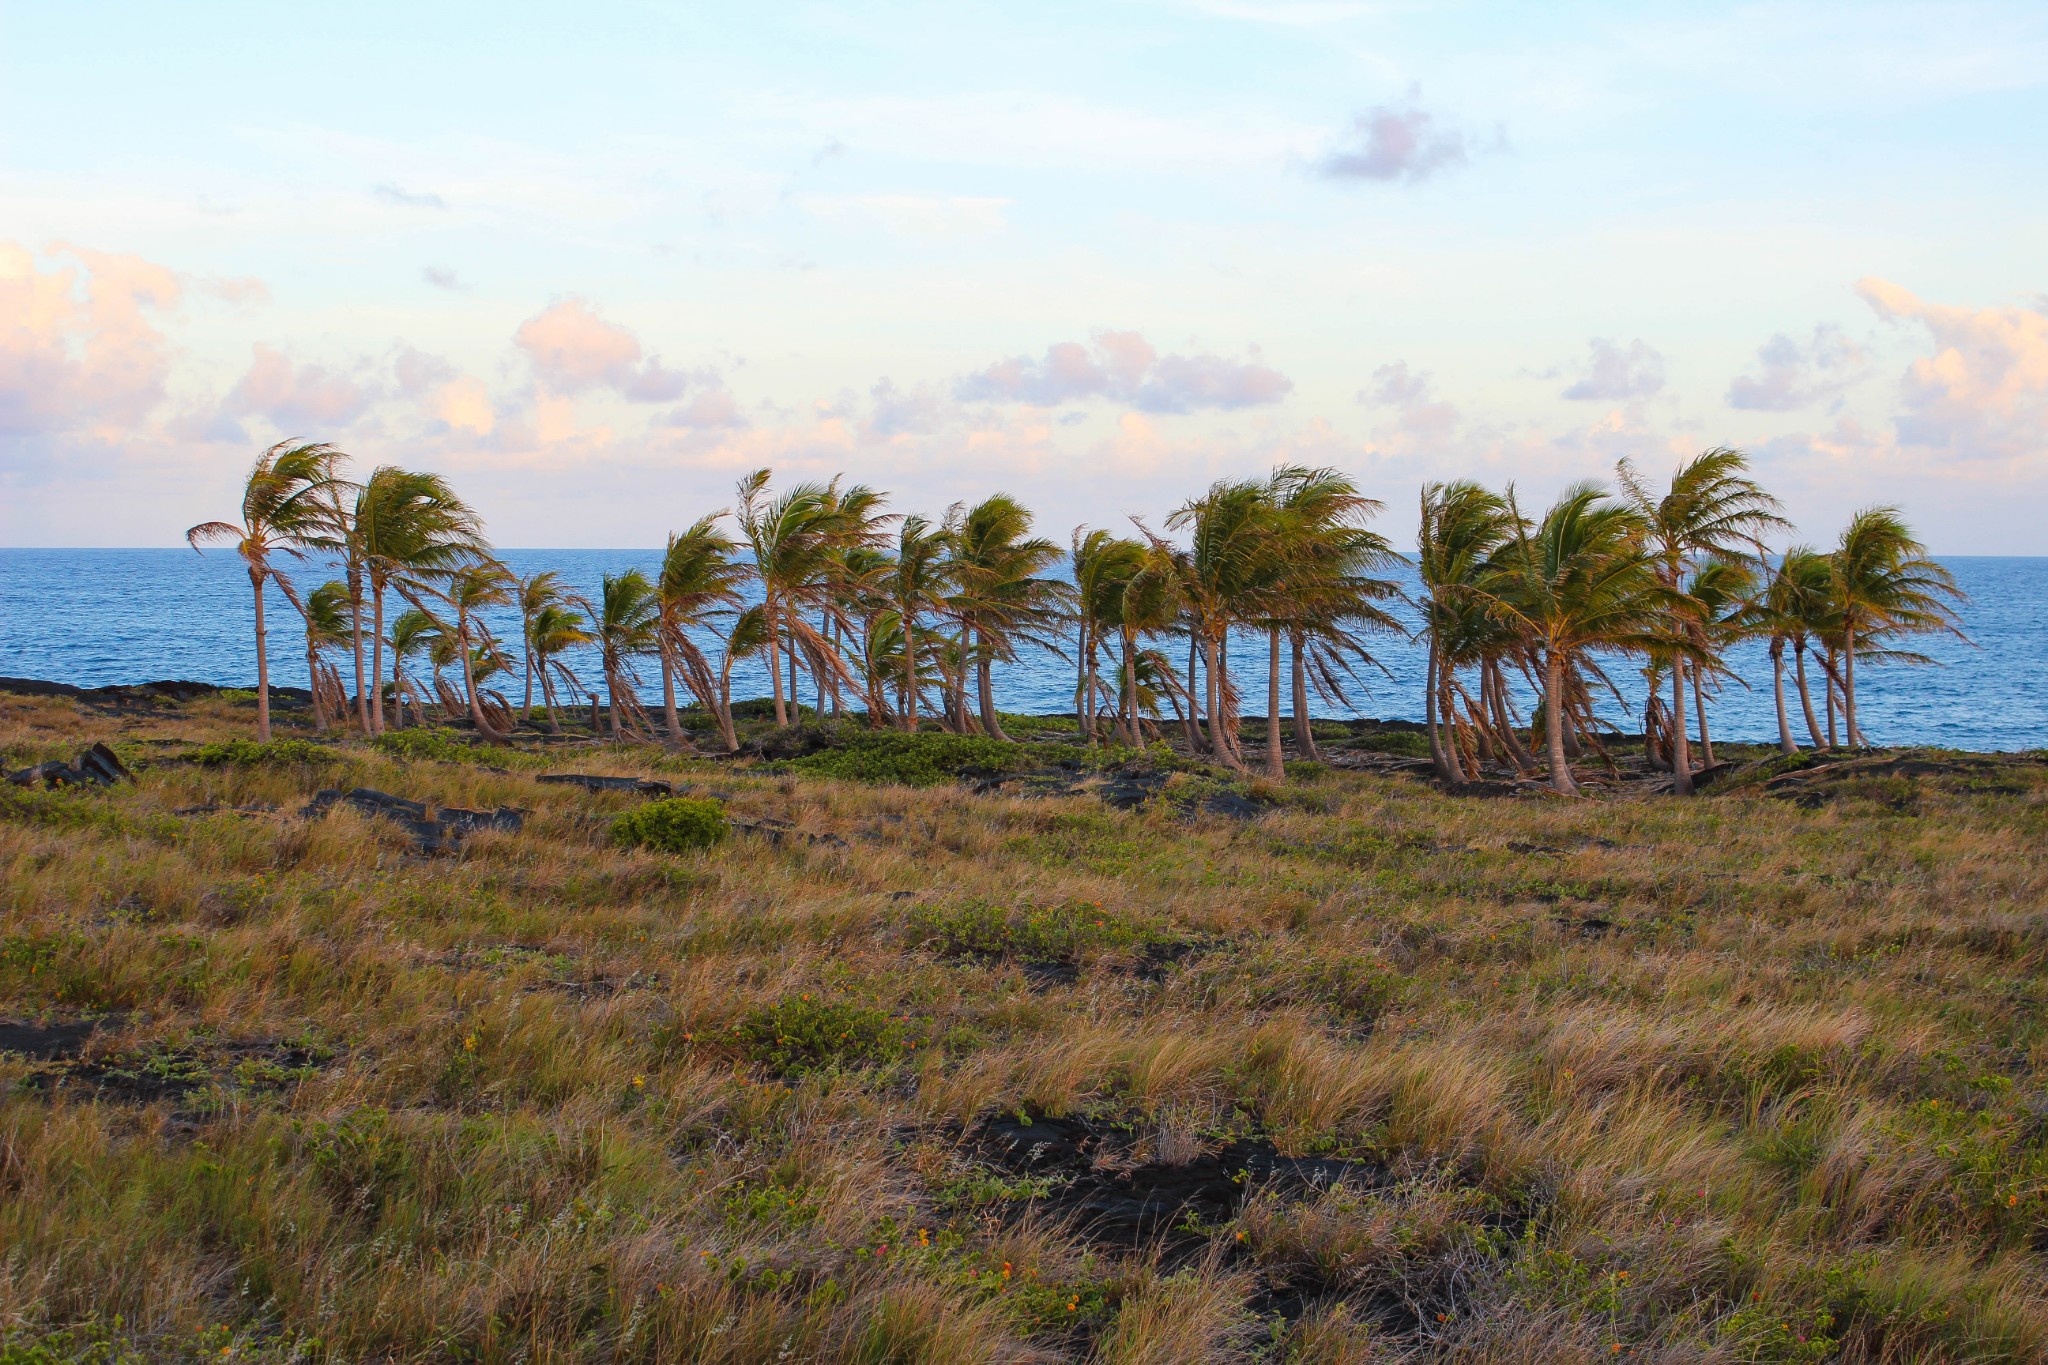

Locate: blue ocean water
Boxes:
[1,548,2041,752]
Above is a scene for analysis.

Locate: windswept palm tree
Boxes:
[423,561,519,742]
[186,441,343,741]
[1483,484,1663,795]
[525,602,593,735]
[947,493,1068,742]
[352,467,488,733]
[1417,481,1518,783]
[385,606,442,730]
[890,514,953,732]
[1830,508,1966,746]
[297,578,354,730]
[591,569,661,739]
[656,516,750,749]
[735,470,883,728]
[1679,554,1760,766]
[1158,478,1283,770]
[1070,529,1150,745]
[1618,447,1786,794]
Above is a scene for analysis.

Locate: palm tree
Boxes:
[385,606,442,730]
[591,569,661,739]
[1618,448,1786,795]
[1679,554,1760,767]
[352,468,487,733]
[1830,508,1966,746]
[186,441,343,742]
[1263,466,1403,778]
[1484,484,1663,795]
[1417,482,1518,783]
[428,561,519,741]
[947,494,1067,742]
[1070,529,1149,745]
[655,516,750,749]
[734,470,877,728]
[297,578,354,730]
[515,571,569,719]
[889,514,954,731]
[525,602,594,735]
[1158,478,1284,770]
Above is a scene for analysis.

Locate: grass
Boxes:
[2,684,2048,1362]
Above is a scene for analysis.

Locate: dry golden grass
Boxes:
[2,691,2047,1363]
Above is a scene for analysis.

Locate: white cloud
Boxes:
[1726,325,1867,411]
[1560,338,1666,401]
[1857,277,2048,464]
[956,330,1293,413]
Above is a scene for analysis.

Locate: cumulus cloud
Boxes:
[219,344,371,433]
[514,297,709,404]
[658,388,747,431]
[373,183,448,210]
[1318,98,1477,184]
[866,378,950,437]
[422,265,466,291]
[1357,361,1460,447]
[1857,277,2048,463]
[1560,338,1666,402]
[0,241,180,439]
[956,330,1292,413]
[1726,325,1866,411]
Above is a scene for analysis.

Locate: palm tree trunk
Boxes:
[1795,645,1824,749]
[346,569,369,732]
[251,569,273,743]
[1842,622,1860,748]
[1424,636,1455,782]
[902,610,919,732]
[1544,649,1576,795]
[1669,656,1695,795]
[977,631,1009,741]
[766,601,788,728]
[1771,642,1796,755]
[661,638,683,746]
[1692,665,1715,766]
[1265,627,1285,781]
[1187,633,1206,754]
[1073,622,1090,743]
[459,626,510,742]
[1290,632,1321,762]
[307,642,327,730]
[392,658,406,730]
[1824,651,1839,748]
[370,585,390,734]
[1489,660,1537,773]
[1119,633,1137,747]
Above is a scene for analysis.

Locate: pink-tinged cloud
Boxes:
[0,241,180,438]
[514,297,704,403]
[1560,338,1666,402]
[1857,278,2048,463]
[1318,100,1473,184]
[955,330,1292,413]
[220,344,370,432]
[1726,325,1867,411]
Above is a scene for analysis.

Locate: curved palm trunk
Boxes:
[370,584,390,734]
[1842,622,1861,747]
[1770,641,1796,755]
[766,599,788,728]
[1424,636,1454,782]
[1692,666,1715,766]
[1120,632,1139,747]
[1488,660,1538,774]
[976,633,1010,742]
[346,568,369,732]
[1265,626,1285,782]
[1543,649,1576,795]
[1290,632,1322,762]
[459,626,511,743]
[1794,645,1824,749]
[1186,634,1206,755]
[661,637,684,746]
[250,569,273,743]
[1823,652,1839,748]
[1668,657,1695,796]
[306,640,327,731]
[901,608,919,732]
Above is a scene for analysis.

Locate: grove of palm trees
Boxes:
[1,441,2039,1365]
[182,440,1966,797]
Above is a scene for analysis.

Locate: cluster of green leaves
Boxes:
[370,728,471,762]
[730,995,917,1076]
[908,897,1162,964]
[1348,729,1432,758]
[183,738,345,767]
[611,797,730,853]
[778,730,1039,786]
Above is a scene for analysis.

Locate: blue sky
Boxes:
[3,1,2044,550]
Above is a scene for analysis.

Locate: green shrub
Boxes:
[1349,729,1431,758]
[780,730,1036,786]
[372,727,470,762]
[908,897,1160,963]
[732,996,912,1075]
[184,738,346,767]
[612,797,730,853]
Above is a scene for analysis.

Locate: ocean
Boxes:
[1,549,2042,752]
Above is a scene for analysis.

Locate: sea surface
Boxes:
[2,549,2043,752]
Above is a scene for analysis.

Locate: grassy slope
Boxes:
[3,692,2047,1364]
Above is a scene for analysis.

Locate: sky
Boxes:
[2,1,2045,552]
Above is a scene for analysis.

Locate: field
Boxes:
[3,684,2048,1364]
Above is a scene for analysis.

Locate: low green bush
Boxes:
[371,728,470,762]
[908,897,1161,963]
[611,797,730,853]
[1349,730,1431,758]
[732,996,912,1075]
[184,738,346,767]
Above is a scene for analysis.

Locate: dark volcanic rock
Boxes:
[7,742,134,789]
[301,786,522,853]
[536,773,681,795]
[0,1017,105,1060]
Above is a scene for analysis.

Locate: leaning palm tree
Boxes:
[1679,554,1760,766]
[590,569,661,739]
[947,494,1068,741]
[515,572,569,718]
[735,470,870,728]
[525,602,594,735]
[890,514,954,732]
[1618,448,1786,795]
[297,578,355,730]
[1829,508,1966,746]
[1070,529,1151,745]
[655,516,750,748]
[422,561,519,742]
[352,467,488,733]
[1417,481,1519,783]
[1157,478,1284,770]
[186,441,343,741]
[385,606,442,730]
[1483,484,1663,795]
